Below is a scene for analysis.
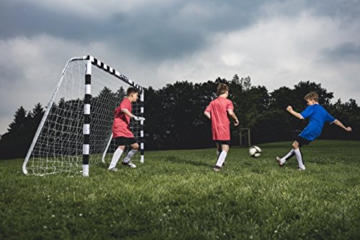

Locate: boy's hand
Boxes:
[345,126,352,132]
[286,106,293,112]
[234,119,239,126]
[133,116,146,121]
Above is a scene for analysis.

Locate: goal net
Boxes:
[22,55,145,176]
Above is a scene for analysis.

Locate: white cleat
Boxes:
[122,161,136,168]
[276,157,284,167]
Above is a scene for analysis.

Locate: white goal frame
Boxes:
[22,55,145,176]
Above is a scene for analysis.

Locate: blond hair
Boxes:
[304,92,318,102]
[217,83,229,96]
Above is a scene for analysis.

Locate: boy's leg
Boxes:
[277,148,295,166]
[216,143,227,166]
[276,141,306,169]
[293,153,305,170]
[216,143,221,159]
[294,149,305,170]
[214,144,229,171]
[277,135,309,169]
[123,143,139,163]
[292,141,305,170]
[108,145,125,170]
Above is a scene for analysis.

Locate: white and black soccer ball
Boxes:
[249,145,262,158]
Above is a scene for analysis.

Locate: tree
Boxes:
[251,110,292,144]
[323,98,359,140]
[1,79,358,158]
[28,103,45,135]
[269,86,294,110]
[293,81,334,108]
[0,106,30,159]
[237,83,269,128]
[7,106,27,134]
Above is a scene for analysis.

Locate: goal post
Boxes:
[22,55,145,176]
[239,127,251,147]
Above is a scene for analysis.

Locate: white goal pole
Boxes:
[22,57,84,175]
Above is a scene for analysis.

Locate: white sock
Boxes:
[123,149,137,163]
[281,149,295,164]
[294,149,305,169]
[215,151,227,167]
[108,148,123,169]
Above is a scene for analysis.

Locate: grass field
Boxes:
[1,140,359,239]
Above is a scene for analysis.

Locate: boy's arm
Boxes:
[332,119,352,132]
[121,108,135,118]
[204,111,211,120]
[227,109,239,126]
[286,106,304,120]
[121,109,145,121]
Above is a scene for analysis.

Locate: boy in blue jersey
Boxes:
[276,92,352,170]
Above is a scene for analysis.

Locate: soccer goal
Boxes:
[239,128,251,146]
[22,55,145,176]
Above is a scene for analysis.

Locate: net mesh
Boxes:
[24,58,142,176]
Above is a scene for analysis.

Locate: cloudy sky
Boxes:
[0,0,359,135]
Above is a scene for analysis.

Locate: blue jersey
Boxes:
[299,104,335,141]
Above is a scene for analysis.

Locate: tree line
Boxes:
[0,76,358,159]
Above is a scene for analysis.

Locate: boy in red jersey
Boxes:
[204,83,239,171]
[108,87,145,171]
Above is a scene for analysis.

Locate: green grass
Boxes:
[1,140,360,239]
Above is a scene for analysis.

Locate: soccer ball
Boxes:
[249,145,262,158]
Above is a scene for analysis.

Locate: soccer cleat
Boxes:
[297,167,305,171]
[213,166,221,172]
[108,167,118,172]
[122,161,136,168]
[276,157,284,167]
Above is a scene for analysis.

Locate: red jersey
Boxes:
[112,98,134,138]
[205,97,234,141]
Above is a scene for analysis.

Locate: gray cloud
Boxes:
[0,1,105,41]
[0,0,360,135]
[321,42,360,63]
[0,0,271,61]
[311,0,360,23]
[0,64,23,85]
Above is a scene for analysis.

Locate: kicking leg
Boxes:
[276,149,295,166]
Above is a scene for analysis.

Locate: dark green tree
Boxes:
[28,103,44,135]
[0,107,31,159]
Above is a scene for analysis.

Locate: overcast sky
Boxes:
[0,0,359,135]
